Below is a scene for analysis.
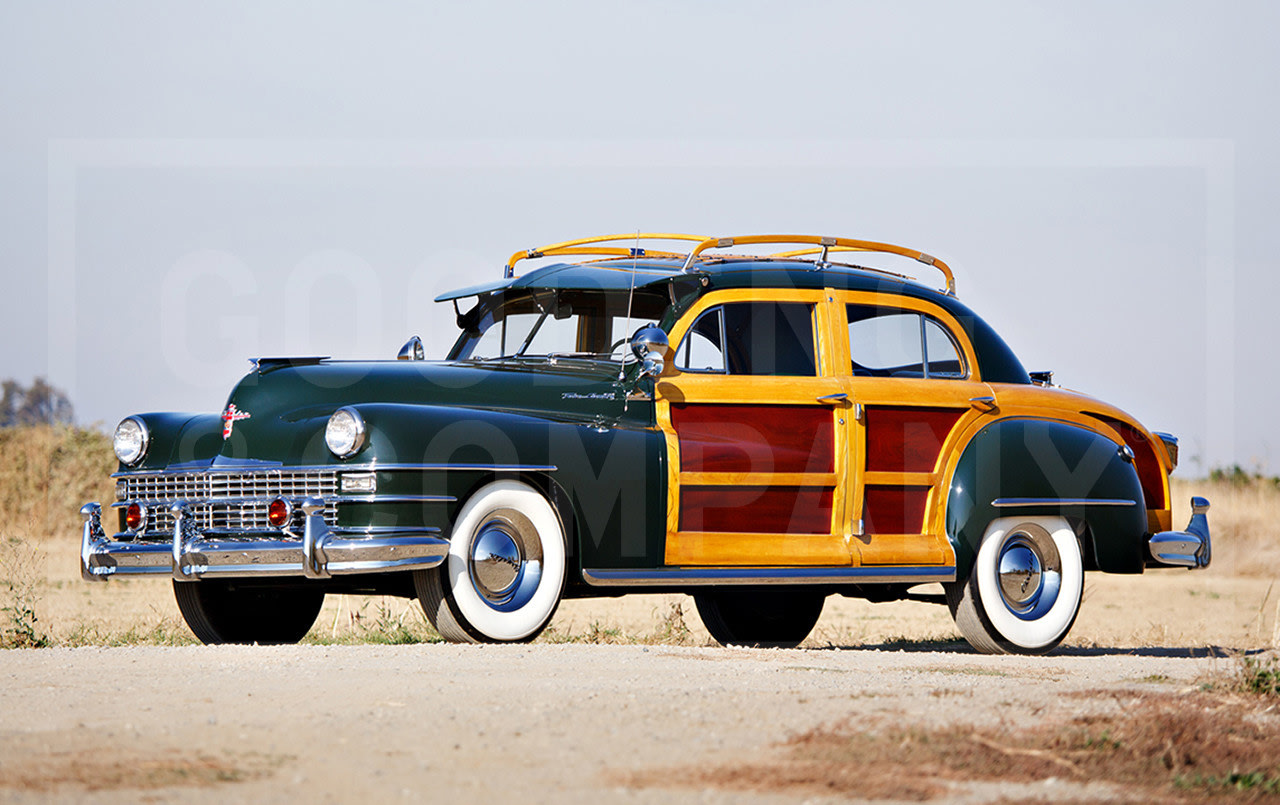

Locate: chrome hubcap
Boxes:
[467,508,543,611]
[471,527,522,599]
[995,524,1062,620]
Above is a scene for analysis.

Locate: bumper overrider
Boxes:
[1147,496,1213,568]
[80,498,449,582]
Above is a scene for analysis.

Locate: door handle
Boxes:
[969,395,998,413]
[816,393,849,405]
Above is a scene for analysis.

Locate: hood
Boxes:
[211,358,642,464]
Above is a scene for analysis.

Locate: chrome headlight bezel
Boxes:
[325,407,366,459]
[113,416,150,466]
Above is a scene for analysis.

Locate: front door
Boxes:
[834,291,997,565]
[655,289,853,566]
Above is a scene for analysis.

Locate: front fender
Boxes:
[347,404,668,572]
[119,412,222,472]
[946,418,1148,579]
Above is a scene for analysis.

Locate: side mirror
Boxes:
[630,326,669,379]
[397,335,425,361]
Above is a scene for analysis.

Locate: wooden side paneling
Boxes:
[864,406,965,473]
[679,485,833,534]
[671,403,834,474]
[862,485,929,535]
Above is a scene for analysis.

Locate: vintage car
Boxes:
[81,233,1212,654]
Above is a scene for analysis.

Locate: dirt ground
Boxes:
[1,538,1278,802]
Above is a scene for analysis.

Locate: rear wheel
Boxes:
[945,516,1083,655]
[173,580,324,645]
[416,480,567,643]
[694,589,825,648]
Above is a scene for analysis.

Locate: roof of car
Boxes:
[434,233,955,302]
[434,257,952,301]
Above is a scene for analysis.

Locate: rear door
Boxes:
[834,291,997,566]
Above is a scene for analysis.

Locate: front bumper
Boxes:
[1147,496,1212,568]
[80,498,448,581]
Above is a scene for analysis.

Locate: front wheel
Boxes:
[945,516,1083,655]
[694,589,826,648]
[173,580,324,645]
[415,480,567,643]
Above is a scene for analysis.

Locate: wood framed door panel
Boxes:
[657,375,852,567]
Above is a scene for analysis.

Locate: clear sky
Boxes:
[2,2,1277,475]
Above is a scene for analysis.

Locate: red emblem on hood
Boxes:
[221,403,251,439]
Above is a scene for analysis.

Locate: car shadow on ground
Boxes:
[812,640,1245,658]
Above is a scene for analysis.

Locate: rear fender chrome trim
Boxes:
[991,498,1137,508]
[581,566,956,587]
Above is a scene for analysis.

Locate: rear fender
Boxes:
[946,418,1148,579]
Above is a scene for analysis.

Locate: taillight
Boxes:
[125,503,145,531]
[267,498,291,528]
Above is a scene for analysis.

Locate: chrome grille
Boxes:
[118,470,338,537]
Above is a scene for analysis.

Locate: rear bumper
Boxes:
[80,499,448,581]
[1147,496,1212,569]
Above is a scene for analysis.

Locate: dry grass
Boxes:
[0,749,286,792]
[631,690,1280,801]
[1173,477,1280,578]
[0,424,115,540]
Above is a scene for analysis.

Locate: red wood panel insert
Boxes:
[864,406,965,473]
[680,486,833,534]
[672,403,834,474]
[1090,415,1166,509]
[863,486,929,534]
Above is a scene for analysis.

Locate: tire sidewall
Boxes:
[973,516,1083,652]
[444,480,566,642]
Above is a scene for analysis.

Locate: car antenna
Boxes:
[618,230,640,410]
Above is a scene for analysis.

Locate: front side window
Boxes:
[847,305,965,379]
[677,301,816,376]
[452,290,668,361]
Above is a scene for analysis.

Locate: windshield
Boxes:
[450,289,670,361]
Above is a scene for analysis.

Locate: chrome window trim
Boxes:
[846,305,970,381]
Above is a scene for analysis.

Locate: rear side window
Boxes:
[847,305,965,379]
[678,302,817,376]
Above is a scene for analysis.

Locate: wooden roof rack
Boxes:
[505,233,709,278]
[680,234,956,296]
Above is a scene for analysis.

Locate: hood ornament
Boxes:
[221,403,251,439]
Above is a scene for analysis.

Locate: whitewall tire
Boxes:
[946,516,1083,655]
[416,480,567,643]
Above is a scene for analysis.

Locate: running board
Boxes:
[581,566,955,587]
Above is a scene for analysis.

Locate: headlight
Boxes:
[113,417,149,465]
[325,407,366,458]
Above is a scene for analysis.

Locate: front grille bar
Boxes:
[117,470,339,537]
